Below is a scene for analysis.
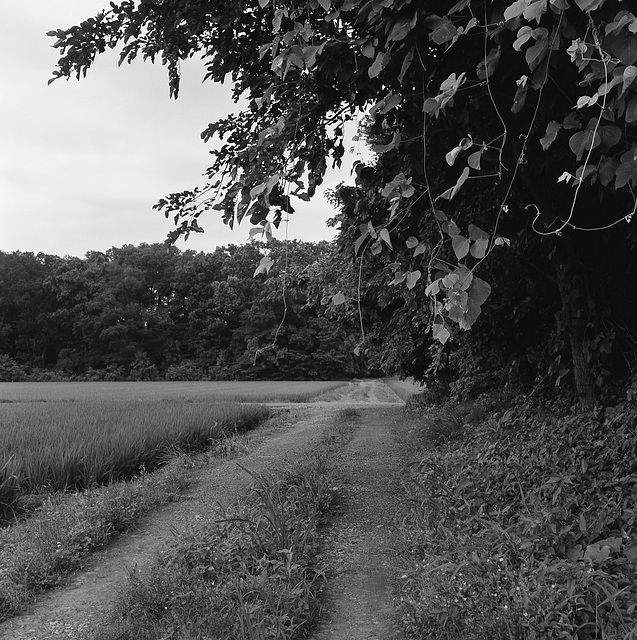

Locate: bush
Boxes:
[0,355,28,382]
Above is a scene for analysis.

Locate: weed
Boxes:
[0,454,20,519]
[422,407,466,445]
[211,430,251,458]
[337,407,360,421]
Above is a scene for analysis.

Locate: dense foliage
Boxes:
[0,241,361,381]
[401,391,637,639]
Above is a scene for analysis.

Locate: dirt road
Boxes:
[0,380,410,640]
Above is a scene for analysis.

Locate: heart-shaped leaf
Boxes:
[452,234,470,260]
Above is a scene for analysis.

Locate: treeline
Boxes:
[0,240,363,381]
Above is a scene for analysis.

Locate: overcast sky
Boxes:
[0,3,359,258]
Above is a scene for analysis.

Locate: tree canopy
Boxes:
[49,0,637,404]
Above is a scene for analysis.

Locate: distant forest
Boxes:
[0,241,364,382]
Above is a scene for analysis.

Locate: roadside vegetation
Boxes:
[0,452,194,622]
[91,409,357,640]
[399,387,637,639]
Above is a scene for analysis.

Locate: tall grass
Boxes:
[0,400,268,514]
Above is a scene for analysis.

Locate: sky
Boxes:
[0,3,361,258]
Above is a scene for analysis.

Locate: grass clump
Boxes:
[93,420,354,640]
[399,394,637,639]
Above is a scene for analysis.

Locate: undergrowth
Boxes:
[92,415,355,640]
[0,453,193,622]
[400,391,637,639]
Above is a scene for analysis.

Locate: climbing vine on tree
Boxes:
[49,0,637,401]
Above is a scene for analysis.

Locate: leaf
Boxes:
[432,323,451,345]
[398,49,414,84]
[250,182,267,199]
[253,256,274,277]
[446,146,464,166]
[467,150,483,169]
[427,17,458,45]
[468,224,489,240]
[584,542,611,566]
[569,128,601,161]
[371,131,401,154]
[494,236,510,247]
[605,10,637,36]
[406,236,419,249]
[379,228,393,249]
[332,292,347,305]
[523,0,546,24]
[470,237,489,259]
[439,167,470,200]
[406,270,421,289]
[513,26,534,51]
[452,235,470,260]
[574,0,605,12]
[540,120,561,150]
[469,277,491,306]
[449,0,470,13]
[369,51,387,78]
[503,0,526,21]
[615,161,637,188]
[381,172,409,198]
[425,279,440,296]
[443,220,461,237]
[249,227,265,239]
[525,39,548,70]
[354,232,368,255]
[454,266,473,290]
[434,209,448,222]
[476,48,501,80]
[623,65,637,93]
[611,32,637,65]
[389,17,413,42]
[511,81,528,114]
[370,239,383,255]
[597,126,622,153]
[414,244,426,256]
[598,156,620,187]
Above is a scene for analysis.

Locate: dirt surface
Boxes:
[0,379,411,640]
[309,408,408,640]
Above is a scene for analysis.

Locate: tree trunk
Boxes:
[555,262,597,409]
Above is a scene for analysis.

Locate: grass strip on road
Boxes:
[92,409,358,640]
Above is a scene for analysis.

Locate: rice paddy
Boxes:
[0,381,348,514]
[0,380,349,404]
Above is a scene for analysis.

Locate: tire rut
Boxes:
[309,407,408,640]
